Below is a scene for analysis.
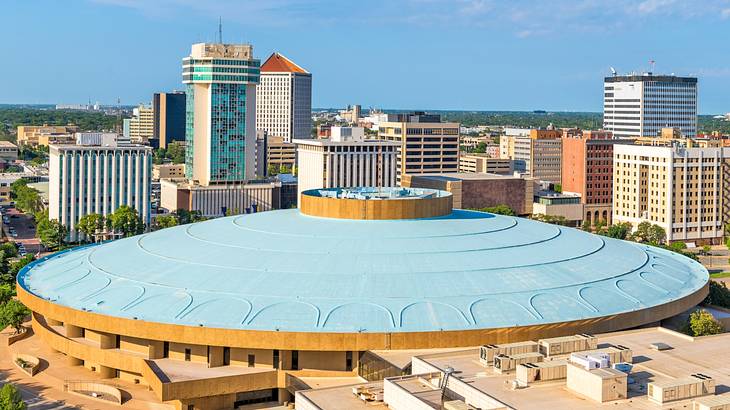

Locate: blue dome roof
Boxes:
[18,209,708,333]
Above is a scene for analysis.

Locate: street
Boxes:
[2,205,42,256]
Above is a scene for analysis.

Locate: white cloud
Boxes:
[90,0,730,35]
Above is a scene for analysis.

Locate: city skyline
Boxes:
[2,0,730,113]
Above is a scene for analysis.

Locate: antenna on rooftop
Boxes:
[218,17,223,44]
[116,97,121,134]
[649,59,655,74]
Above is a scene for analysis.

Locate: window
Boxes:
[291,350,299,370]
[248,354,255,367]
[185,348,191,362]
[346,351,353,371]
[163,342,169,358]
[223,347,230,366]
[273,350,280,369]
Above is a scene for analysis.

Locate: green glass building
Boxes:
[182,43,260,185]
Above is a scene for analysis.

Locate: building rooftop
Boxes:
[260,52,308,74]
[299,328,730,410]
[18,201,707,333]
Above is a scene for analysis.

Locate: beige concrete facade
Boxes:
[17,124,79,147]
[378,117,459,183]
[500,130,562,184]
[153,163,186,180]
[613,142,730,244]
[127,104,154,144]
[459,154,512,174]
[267,135,296,170]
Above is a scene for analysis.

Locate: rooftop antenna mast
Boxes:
[218,17,223,44]
[116,97,121,134]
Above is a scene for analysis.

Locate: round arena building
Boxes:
[16,187,708,409]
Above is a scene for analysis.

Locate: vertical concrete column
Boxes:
[64,323,83,338]
[148,340,165,359]
[208,346,224,368]
[279,389,292,404]
[99,365,116,379]
[98,332,116,349]
[67,356,83,366]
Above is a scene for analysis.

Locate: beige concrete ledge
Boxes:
[64,380,123,405]
[18,281,709,351]
[3,325,32,347]
[13,353,40,376]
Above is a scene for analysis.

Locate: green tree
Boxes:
[167,142,185,164]
[0,383,26,410]
[704,281,730,308]
[9,255,35,278]
[581,220,592,232]
[553,183,562,193]
[685,309,725,337]
[473,142,487,154]
[0,284,13,304]
[175,209,205,225]
[109,205,144,237]
[36,216,67,250]
[76,213,105,241]
[473,204,515,216]
[603,222,631,240]
[0,299,30,334]
[0,242,18,259]
[155,214,178,230]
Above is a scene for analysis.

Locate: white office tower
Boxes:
[49,134,153,241]
[294,127,399,202]
[603,74,697,139]
[256,52,312,142]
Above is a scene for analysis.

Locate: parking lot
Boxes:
[2,205,41,257]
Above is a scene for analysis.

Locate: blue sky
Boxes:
[2,0,730,113]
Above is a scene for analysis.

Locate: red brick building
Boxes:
[561,130,618,225]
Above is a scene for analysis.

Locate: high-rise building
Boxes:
[123,104,154,144]
[49,133,153,241]
[256,52,312,143]
[562,130,624,225]
[613,139,730,244]
[500,129,562,184]
[295,126,399,200]
[182,43,260,185]
[152,91,186,149]
[377,112,459,183]
[603,74,697,139]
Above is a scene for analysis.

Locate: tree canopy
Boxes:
[684,309,724,337]
[471,204,515,216]
[0,383,26,410]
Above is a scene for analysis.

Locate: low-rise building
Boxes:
[532,190,584,227]
[159,179,282,217]
[295,127,399,201]
[402,172,534,215]
[0,141,18,167]
[267,135,296,172]
[152,163,185,180]
[17,124,79,147]
[459,154,512,174]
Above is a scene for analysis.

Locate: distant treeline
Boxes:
[0,108,125,141]
[437,111,730,134]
